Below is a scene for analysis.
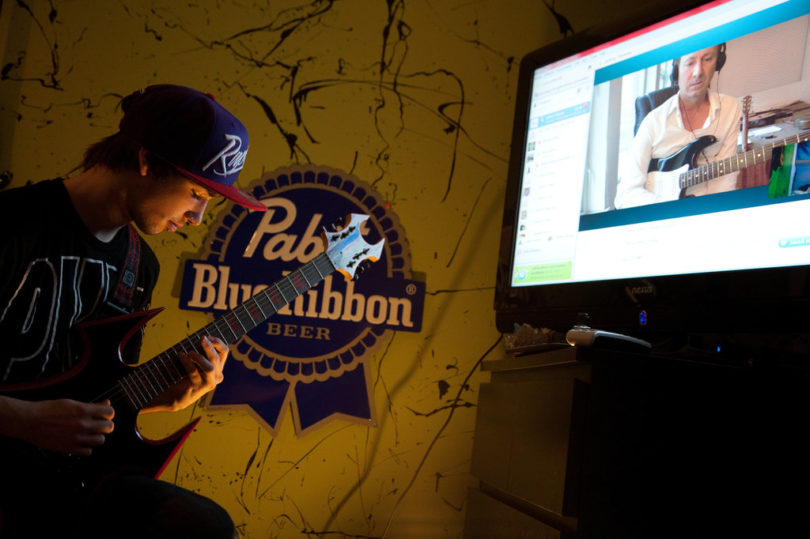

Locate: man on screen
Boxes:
[615,44,742,208]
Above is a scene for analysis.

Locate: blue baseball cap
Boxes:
[119,84,266,211]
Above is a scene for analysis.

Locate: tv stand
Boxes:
[464,345,810,538]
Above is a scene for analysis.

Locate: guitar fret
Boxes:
[117,378,139,409]
[148,362,167,393]
[224,313,244,339]
[256,294,277,318]
[237,312,250,334]
[278,279,298,302]
[152,356,167,382]
[247,299,265,322]
[311,262,325,279]
[298,268,312,288]
[209,319,228,342]
[137,367,159,401]
[123,375,144,407]
[210,319,226,341]
[252,297,267,319]
[240,304,259,331]
[149,361,172,390]
[282,276,297,294]
[132,372,153,404]
[273,282,290,305]
[265,284,282,310]
[120,375,145,409]
[313,255,326,276]
[317,253,336,276]
[232,308,248,333]
[176,340,190,354]
[302,262,323,284]
[159,353,184,381]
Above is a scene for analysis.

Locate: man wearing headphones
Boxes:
[615,44,742,208]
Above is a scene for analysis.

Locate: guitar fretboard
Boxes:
[116,252,337,410]
[680,130,810,189]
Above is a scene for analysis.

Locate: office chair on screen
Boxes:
[633,86,679,135]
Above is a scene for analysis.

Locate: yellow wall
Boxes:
[1,1,639,536]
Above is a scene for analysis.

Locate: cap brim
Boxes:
[177,167,266,211]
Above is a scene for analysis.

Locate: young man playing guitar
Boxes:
[0,85,267,538]
[615,43,743,208]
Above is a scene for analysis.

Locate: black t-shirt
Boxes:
[0,179,159,384]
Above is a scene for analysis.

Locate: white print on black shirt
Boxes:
[0,255,119,383]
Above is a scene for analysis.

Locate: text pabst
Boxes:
[186,198,414,328]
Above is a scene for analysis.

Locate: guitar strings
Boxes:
[88,252,338,411]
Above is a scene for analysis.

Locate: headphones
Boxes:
[670,42,726,86]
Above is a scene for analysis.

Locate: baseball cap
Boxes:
[119,84,266,211]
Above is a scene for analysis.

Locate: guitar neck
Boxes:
[118,252,336,410]
[680,130,810,189]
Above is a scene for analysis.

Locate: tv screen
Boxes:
[495,0,810,340]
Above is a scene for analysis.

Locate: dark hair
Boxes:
[80,93,178,179]
[670,43,727,86]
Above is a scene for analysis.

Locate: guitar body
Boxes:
[0,308,198,499]
[647,135,717,200]
[646,165,690,201]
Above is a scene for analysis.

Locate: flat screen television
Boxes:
[495,0,810,343]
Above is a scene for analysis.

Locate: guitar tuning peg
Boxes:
[327,216,346,232]
[355,260,372,278]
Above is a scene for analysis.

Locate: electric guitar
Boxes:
[0,213,384,498]
[646,129,810,201]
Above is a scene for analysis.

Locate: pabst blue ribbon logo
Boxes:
[178,165,425,436]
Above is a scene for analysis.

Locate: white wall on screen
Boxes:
[721,14,809,110]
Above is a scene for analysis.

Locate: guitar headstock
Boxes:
[743,95,752,116]
[323,214,385,281]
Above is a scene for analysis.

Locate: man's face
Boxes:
[677,46,720,102]
[131,173,216,235]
